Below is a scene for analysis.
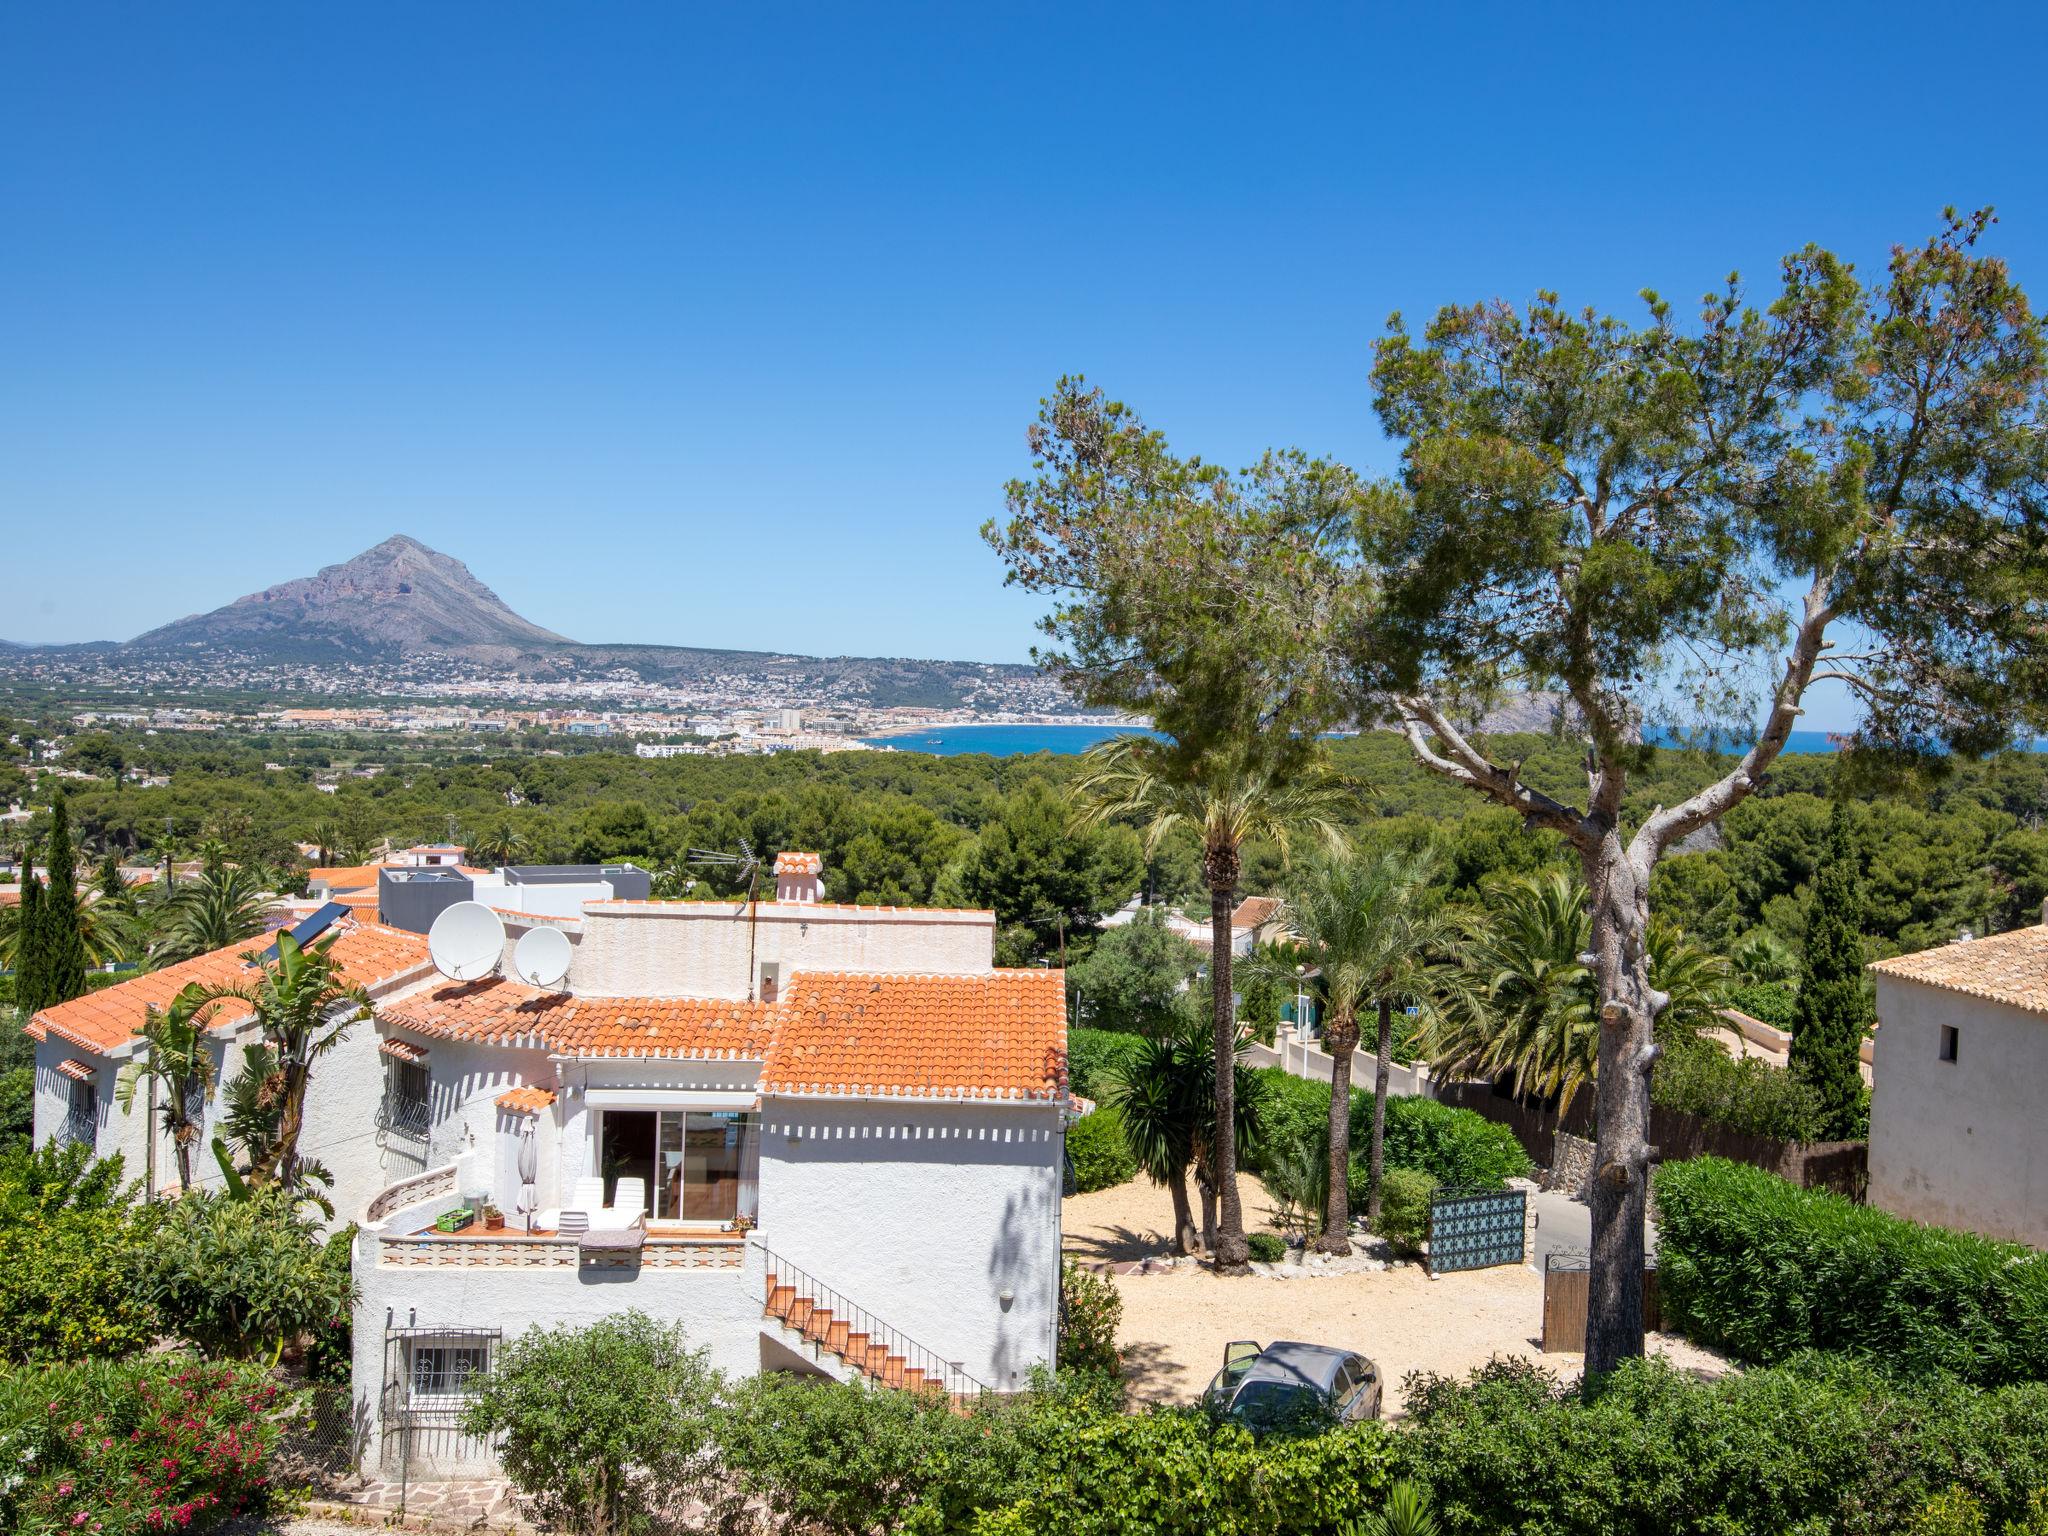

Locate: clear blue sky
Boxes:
[4,3,2045,730]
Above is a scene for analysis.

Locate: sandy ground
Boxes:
[1065,1172,1727,1415]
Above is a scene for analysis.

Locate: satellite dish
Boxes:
[511,925,574,991]
[428,902,506,982]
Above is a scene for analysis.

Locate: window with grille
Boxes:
[408,1342,490,1399]
[380,1060,431,1141]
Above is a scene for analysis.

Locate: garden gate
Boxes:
[1426,1187,1527,1275]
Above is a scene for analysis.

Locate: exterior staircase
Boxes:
[761,1248,989,1401]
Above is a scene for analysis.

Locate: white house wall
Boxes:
[756,1098,1062,1391]
[1869,977,2047,1245]
[574,904,995,999]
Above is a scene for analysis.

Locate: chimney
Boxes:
[774,851,824,904]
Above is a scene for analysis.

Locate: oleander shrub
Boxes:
[1247,1231,1288,1263]
[1066,1029,1149,1100]
[1395,1353,2048,1536]
[1650,1040,1826,1142]
[0,1142,160,1362]
[1374,1169,1436,1255]
[1727,980,1798,1028]
[1364,1096,1534,1191]
[0,1353,300,1534]
[1059,1261,1123,1379]
[1245,1067,1335,1172]
[1065,1104,1138,1193]
[1653,1157,2048,1385]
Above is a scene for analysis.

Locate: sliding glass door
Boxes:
[603,1109,759,1223]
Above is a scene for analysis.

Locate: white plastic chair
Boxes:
[559,1175,606,1236]
[608,1176,647,1228]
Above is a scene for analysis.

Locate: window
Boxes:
[758,961,782,1004]
[63,1081,98,1149]
[1939,1025,1960,1063]
[409,1342,490,1399]
[646,1110,761,1222]
[380,1061,431,1141]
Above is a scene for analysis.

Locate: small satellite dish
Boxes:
[428,902,506,982]
[511,925,574,991]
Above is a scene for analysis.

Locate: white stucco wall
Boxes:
[755,1098,1063,1392]
[573,902,995,999]
[1869,976,2047,1245]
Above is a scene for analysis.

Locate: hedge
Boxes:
[1650,1041,1825,1142]
[1653,1157,2048,1386]
[1066,1105,1138,1193]
[1066,1029,1149,1101]
[1243,1070,1532,1190]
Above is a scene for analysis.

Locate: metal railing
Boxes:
[59,1110,97,1150]
[376,1091,432,1143]
[760,1244,991,1399]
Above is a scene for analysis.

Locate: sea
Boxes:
[862,723,2047,758]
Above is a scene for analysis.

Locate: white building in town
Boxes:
[26,852,1071,1474]
[1866,916,2048,1246]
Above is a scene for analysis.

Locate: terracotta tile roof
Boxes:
[763,970,1068,1102]
[378,1037,427,1063]
[307,865,381,890]
[381,968,1070,1102]
[1231,896,1283,931]
[774,851,824,876]
[496,1085,557,1115]
[1869,925,2048,1017]
[55,1057,96,1082]
[381,979,781,1060]
[27,923,432,1055]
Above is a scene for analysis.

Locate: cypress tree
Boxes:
[1789,800,1871,1141]
[42,791,89,1006]
[14,839,46,1015]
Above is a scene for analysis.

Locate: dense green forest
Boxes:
[8,716,2046,971]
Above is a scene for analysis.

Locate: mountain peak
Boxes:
[128,536,574,656]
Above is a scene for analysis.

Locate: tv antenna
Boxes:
[687,840,765,998]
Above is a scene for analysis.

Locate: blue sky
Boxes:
[4,4,2044,729]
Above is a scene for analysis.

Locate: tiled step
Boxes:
[762,1273,930,1396]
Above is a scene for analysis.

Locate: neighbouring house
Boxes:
[1866,913,2048,1246]
[24,853,1071,1476]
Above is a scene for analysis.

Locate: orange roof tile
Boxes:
[496,1085,557,1115]
[1231,895,1283,931]
[763,970,1067,1102]
[381,978,781,1060]
[774,851,824,876]
[28,923,432,1055]
[1869,925,2048,1017]
[307,865,381,890]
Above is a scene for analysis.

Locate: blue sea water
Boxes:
[866,723,2048,758]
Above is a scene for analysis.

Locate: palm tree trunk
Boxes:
[1168,1166,1198,1255]
[1319,1007,1357,1254]
[1209,879,1250,1272]
[1367,996,1394,1224]
[256,1062,312,1188]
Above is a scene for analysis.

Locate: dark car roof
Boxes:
[1238,1340,1356,1394]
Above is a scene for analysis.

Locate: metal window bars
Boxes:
[760,1243,993,1401]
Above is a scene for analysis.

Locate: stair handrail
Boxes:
[760,1243,994,1399]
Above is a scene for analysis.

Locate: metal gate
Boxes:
[380,1325,502,1492]
[1426,1187,1527,1274]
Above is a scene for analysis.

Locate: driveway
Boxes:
[1526,1187,1659,1272]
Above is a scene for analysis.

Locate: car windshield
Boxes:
[1230,1380,1328,1432]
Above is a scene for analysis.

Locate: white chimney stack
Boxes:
[774,851,824,904]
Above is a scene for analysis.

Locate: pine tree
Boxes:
[41,791,90,1006]
[1789,800,1870,1140]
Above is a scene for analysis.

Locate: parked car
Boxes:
[1203,1339,1382,1431]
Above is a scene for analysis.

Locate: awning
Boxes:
[55,1058,96,1083]
[583,1088,758,1111]
[379,1038,428,1064]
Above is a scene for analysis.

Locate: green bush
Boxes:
[1651,1040,1825,1142]
[1066,1105,1137,1193]
[1396,1353,2048,1536]
[1727,980,1798,1027]
[0,1142,159,1361]
[1374,1169,1436,1254]
[1365,1095,1533,1190]
[1653,1157,2048,1385]
[1245,1068,1333,1174]
[1066,1028,1149,1100]
[1059,1260,1123,1378]
[463,1310,722,1536]
[0,1352,300,1533]
[1247,1231,1287,1263]
[142,1186,357,1365]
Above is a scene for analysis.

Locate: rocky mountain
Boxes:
[129,534,572,658]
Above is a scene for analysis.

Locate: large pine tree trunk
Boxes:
[1584,833,1658,1376]
[1319,1006,1358,1253]
[1208,871,1250,1272]
[1366,996,1394,1224]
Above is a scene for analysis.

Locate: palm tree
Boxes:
[465,823,525,870]
[1271,848,1452,1247]
[161,930,372,1188]
[306,820,344,866]
[0,879,141,973]
[1430,869,1729,1116]
[1103,1016,1267,1255]
[150,859,273,964]
[115,1000,218,1191]
[1075,735,1346,1271]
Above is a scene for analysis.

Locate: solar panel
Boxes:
[259,901,352,962]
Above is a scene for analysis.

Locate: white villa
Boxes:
[26,852,1071,1474]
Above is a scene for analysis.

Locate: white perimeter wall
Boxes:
[756,1098,1063,1391]
[1869,977,2047,1245]
[573,903,994,998]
